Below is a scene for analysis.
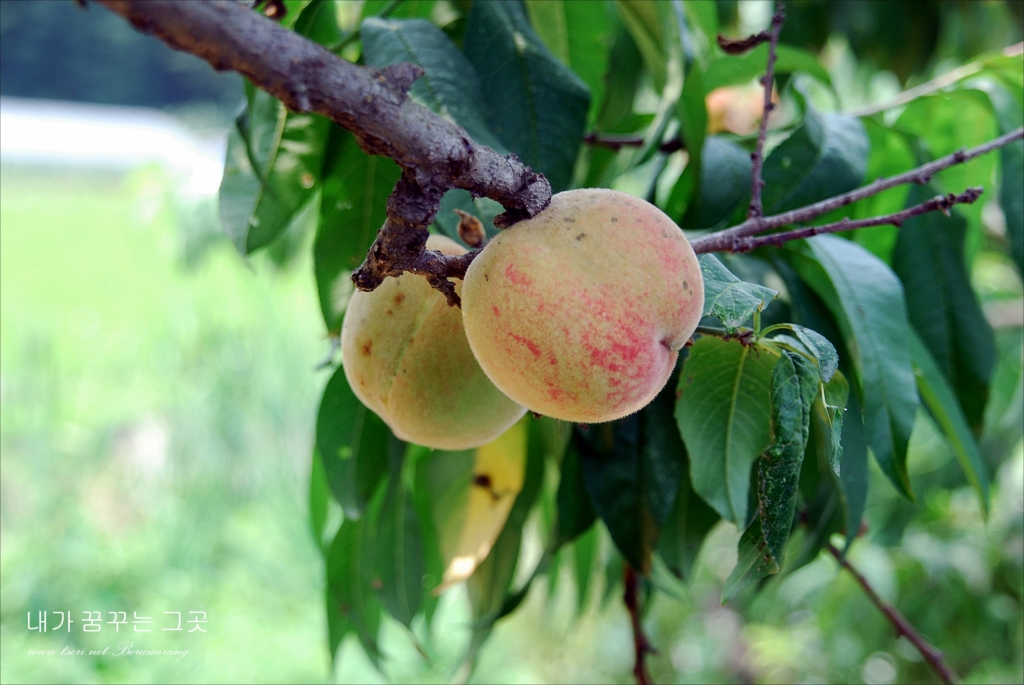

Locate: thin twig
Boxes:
[729,188,983,253]
[624,565,654,685]
[850,42,1024,118]
[747,2,786,221]
[691,126,1024,254]
[583,133,685,154]
[825,543,960,685]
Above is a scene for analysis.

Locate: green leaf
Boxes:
[408,445,444,628]
[657,445,720,583]
[372,472,426,627]
[664,63,707,220]
[595,24,644,131]
[723,350,819,600]
[684,135,752,229]
[219,89,328,253]
[572,527,598,614]
[790,236,919,500]
[314,127,401,333]
[842,118,915,262]
[837,390,869,549]
[362,0,436,21]
[464,426,546,674]
[759,352,819,554]
[895,90,999,263]
[768,323,839,383]
[615,0,668,91]
[577,383,685,575]
[892,184,996,431]
[761,107,868,214]
[908,331,989,515]
[361,17,505,151]
[982,82,1024,274]
[291,0,341,45]
[677,336,779,524]
[463,0,590,192]
[326,515,383,667]
[699,254,779,331]
[722,517,776,602]
[310,447,331,552]
[703,43,833,93]
[524,0,613,126]
[552,440,597,549]
[819,371,849,477]
[315,364,391,518]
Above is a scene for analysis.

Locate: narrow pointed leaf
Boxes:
[908,331,990,514]
[722,517,777,602]
[326,517,382,668]
[892,184,996,431]
[983,82,1024,274]
[315,364,390,518]
[314,128,401,333]
[658,448,720,583]
[524,0,613,125]
[552,440,597,549]
[373,483,426,627]
[578,385,685,574]
[464,427,545,674]
[463,0,590,192]
[791,236,919,500]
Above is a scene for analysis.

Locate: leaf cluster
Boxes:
[213,0,1023,677]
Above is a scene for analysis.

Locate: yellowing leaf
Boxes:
[436,420,527,591]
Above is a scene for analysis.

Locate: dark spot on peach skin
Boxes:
[564,216,576,223]
[610,217,618,223]
[492,306,500,317]
[576,233,586,240]
[394,293,405,305]
[361,341,372,356]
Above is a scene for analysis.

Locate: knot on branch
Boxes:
[492,157,550,228]
[373,62,425,100]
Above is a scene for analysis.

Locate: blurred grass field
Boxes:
[1,166,1021,685]
[0,167,331,682]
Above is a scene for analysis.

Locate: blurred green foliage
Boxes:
[0,0,241,111]
[2,0,1024,683]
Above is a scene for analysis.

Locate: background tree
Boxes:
[84,1,1024,683]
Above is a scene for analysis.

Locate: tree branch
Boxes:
[96,0,551,306]
[691,126,1024,254]
[624,565,654,685]
[825,543,960,685]
[727,187,983,253]
[747,2,786,221]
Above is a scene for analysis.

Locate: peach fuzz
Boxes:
[341,234,526,449]
[461,189,704,423]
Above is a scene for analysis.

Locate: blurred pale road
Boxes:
[0,96,224,194]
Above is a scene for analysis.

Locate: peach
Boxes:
[341,235,526,449]
[461,189,704,423]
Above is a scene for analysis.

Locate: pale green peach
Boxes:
[341,235,526,449]
[462,189,704,423]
